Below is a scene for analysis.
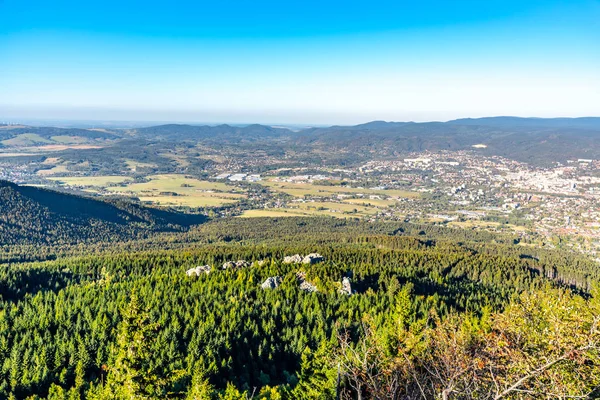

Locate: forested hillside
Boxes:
[0,216,599,399]
[3,118,600,166]
[295,118,600,165]
[0,180,205,245]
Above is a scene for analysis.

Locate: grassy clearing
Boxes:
[108,174,236,194]
[239,209,311,218]
[293,201,377,216]
[239,206,367,219]
[46,173,246,209]
[2,133,53,147]
[36,165,69,176]
[42,157,61,165]
[50,135,88,144]
[107,174,245,208]
[125,160,158,171]
[448,220,528,232]
[260,180,420,199]
[342,198,398,208]
[49,176,133,186]
[10,144,104,154]
[137,195,240,207]
[0,152,39,157]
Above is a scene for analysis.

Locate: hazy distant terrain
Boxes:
[3,117,599,166]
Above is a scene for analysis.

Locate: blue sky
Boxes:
[1,0,599,124]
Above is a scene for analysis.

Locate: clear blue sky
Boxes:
[1,0,599,124]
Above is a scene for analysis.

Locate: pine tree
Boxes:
[104,292,166,399]
[186,364,214,400]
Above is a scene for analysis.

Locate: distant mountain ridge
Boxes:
[136,123,292,142]
[292,117,600,165]
[0,125,117,148]
[3,117,600,165]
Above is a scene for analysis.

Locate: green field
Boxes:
[125,160,158,171]
[49,176,133,186]
[138,194,242,207]
[260,179,420,199]
[50,135,89,144]
[1,133,53,147]
[293,200,378,216]
[342,198,398,208]
[45,173,246,208]
[108,174,236,193]
[240,202,374,219]
[107,174,245,207]
[36,165,69,176]
[239,208,319,218]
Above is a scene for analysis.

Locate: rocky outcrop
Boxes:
[283,254,303,264]
[186,265,212,276]
[302,253,324,264]
[222,260,251,270]
[261,276,282,290]
[284,253,325,264]
[296,271,318,293]
[339,276,353,295]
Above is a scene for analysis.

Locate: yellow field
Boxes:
[108,174,236,194]
[2,133,53,147]
[44,173,246,209]
[125,160,158,171]
[50,135,88,144]
[293,201,378,216]
[49,176,133,186]
[239,209,311,218]
[260,180,420,199]
[448,220,528,232]
[342,198,398,208]
[12,144,104,154]
[138,194,241,207]
[0,152,39,157]
[36,165,69,176]
[239,206,369,219]
[42,157,61,165]
[107,174,245,208]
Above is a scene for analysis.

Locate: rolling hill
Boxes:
[0,180,206,245]
[129,117,600,165]
[294,117,600,164]
[0,126,118,148]
[135,123,292,142]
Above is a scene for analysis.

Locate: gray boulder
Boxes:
[339,276,353,295]
[296,271,318,293]
[283,254,303,264]
[302,253,324,264]
[186,265,212,276]
[222,260,251,270]
[261,276,282,290]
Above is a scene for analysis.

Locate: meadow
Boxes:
[48,175,134,186]
[259,179,420,199]
[107,174,245,207]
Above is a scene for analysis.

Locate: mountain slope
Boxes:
[0,126,118,148]
[294,117,600,164]
[0,180,206,245]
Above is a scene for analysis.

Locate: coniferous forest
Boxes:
[1,205,599,399]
